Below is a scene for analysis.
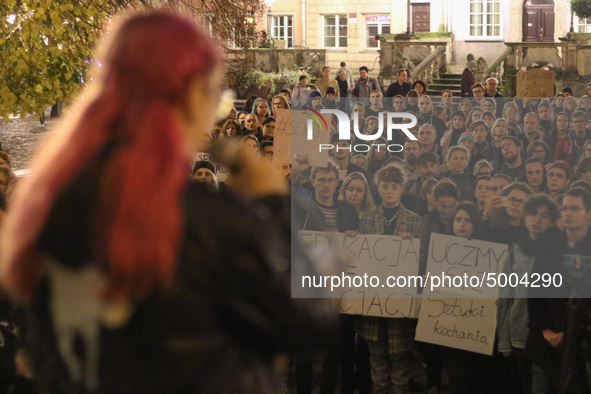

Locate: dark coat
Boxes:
[526,227,591,367]
[32,182,333,393]
[461,68,475,96]
[385,81,411,99]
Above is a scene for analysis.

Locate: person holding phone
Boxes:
[484,183,533,247]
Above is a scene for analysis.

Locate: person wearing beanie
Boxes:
[261,117,276,141]
[324,86,338,109]
[461,60,477,96]
[192,160,219,190]
[458,131,474,145]
[307,90,324,110]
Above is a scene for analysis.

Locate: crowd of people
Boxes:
[3,44,591,392]
[193,63,591,393]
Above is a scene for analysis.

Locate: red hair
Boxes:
[0,12,220,303]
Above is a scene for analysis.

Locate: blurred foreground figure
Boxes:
[0,11,329,393]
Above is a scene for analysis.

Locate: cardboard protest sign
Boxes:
[415,294,497,355]
[273,109,291,166]
[192,152,229,182]
[275,109,331,168]
[298,231,421,318]
[516,70,554,97]
[423,233,508,298]
[414,234,507,355]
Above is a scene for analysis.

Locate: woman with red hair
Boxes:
[0,11,328,393]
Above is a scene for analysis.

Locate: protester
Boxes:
[499,136,525,181]
[252,97,271,125]
[338,171,375,217]
[497,195,560,394]
[192,160,219,190]
[221,119,241,138]
[458,99,472,119]
[526,140,552,164]
[412,80,427,96]
[317,66,340,98]
[336,61,354,87]
[440,111,467,148]
[292,75,310,109]
[503,102,523,136]
[555,110,591,166]
[352,66,381,99]
[357,165,424,394]
[524,157,546,194]
[461,60,477,96]
[527,188,591,394]
[485,182,533,246]
[474,175,492,211]
[272,95,290,113]
[385,69,412,100]
[545,161,571,200]
[442,146,476,203]
[0,12,330,393]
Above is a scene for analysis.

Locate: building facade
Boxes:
[258,0,582,75]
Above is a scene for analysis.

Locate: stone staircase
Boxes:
[428,73,463,97]
[426,64,508,99]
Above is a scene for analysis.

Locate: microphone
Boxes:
[210,138,243,174]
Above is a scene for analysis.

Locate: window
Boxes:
[469,0,501,37]
[365,15,390,49]
[272,15,294,47]
[579,18,591,33]
[203,15,251,49]
[324,15,347,48]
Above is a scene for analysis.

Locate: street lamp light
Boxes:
[265,0,276,39]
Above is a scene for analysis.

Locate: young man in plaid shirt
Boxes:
[356,165,424,394]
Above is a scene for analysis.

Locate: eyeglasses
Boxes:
[508,196,525,206]
[559,206,586,213]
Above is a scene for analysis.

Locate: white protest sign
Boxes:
[423,233,507,298]
[298,231,421,318]
[415,234,507,355]
[415,293,497,355]
[273,109,291,166]
[192,152,229,182]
